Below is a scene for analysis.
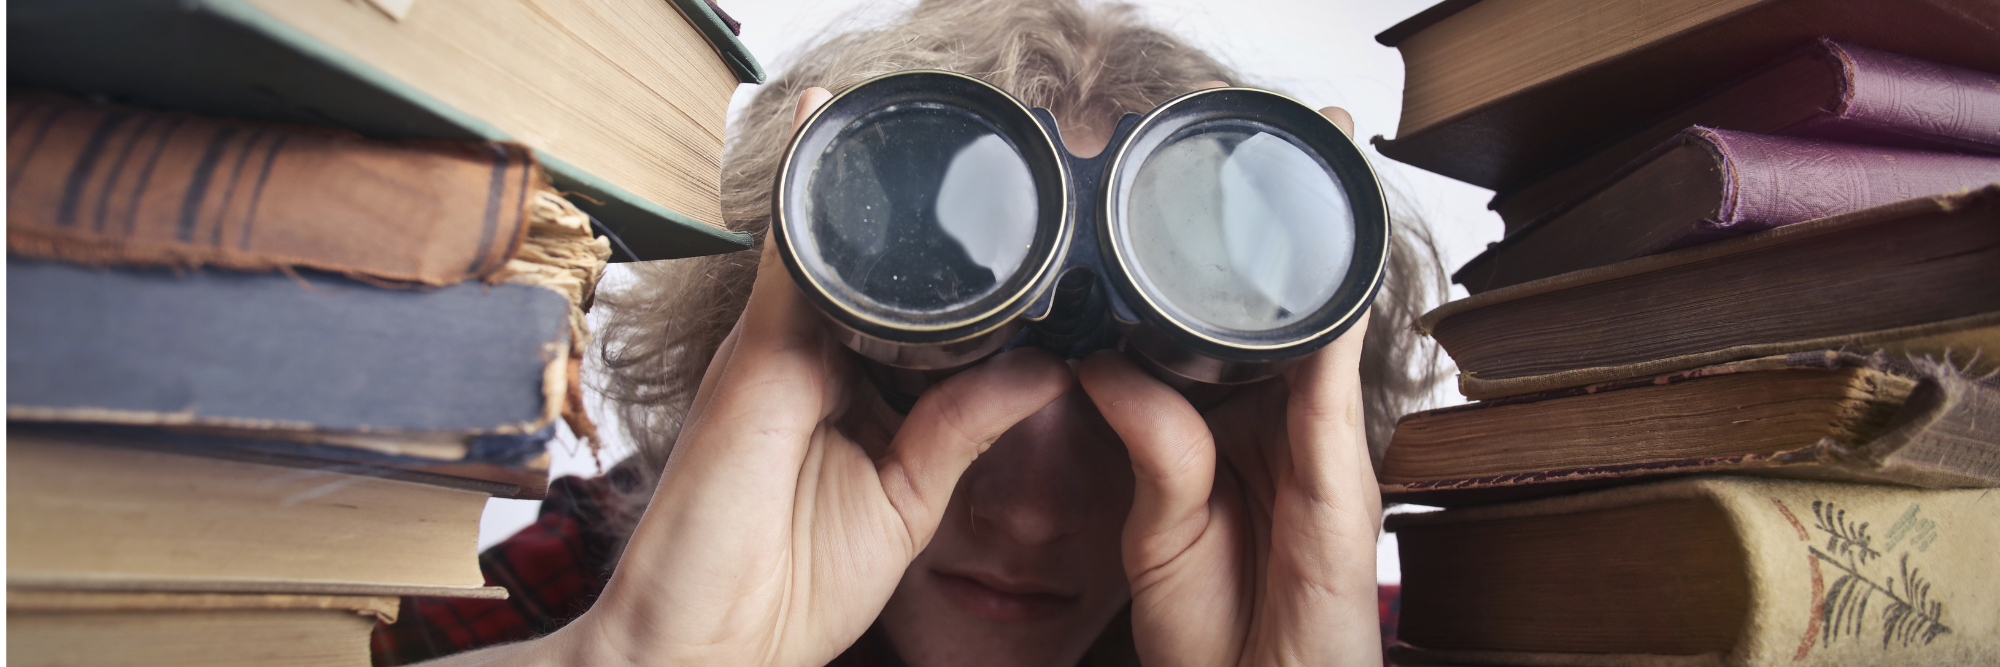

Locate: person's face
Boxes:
[878,375,1136,667]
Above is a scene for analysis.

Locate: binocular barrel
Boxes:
[774,70,1387,390]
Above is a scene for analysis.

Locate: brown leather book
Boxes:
[1388,476,2000,666]
[1454,129,2000,295]
[1372,0,2000,191]
[6,94,539,286]
[1491,40,2000,237]
[1383,351,2000,508]
[1422,186,2000,401]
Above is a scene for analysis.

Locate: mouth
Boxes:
[931,569,1081,623]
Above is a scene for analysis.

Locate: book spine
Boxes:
[1851,364,2000,486]
[1673,128,2000,250]
[1722,480,2000,666]
[1788,40,2000,156]
[4,94,537,286]
[5,257,570,433]
[1389,478,2000,666]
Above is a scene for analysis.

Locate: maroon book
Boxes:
[1455,128,2000,295]
[1492,39,2000,236]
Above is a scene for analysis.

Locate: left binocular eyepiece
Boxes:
[773,70,1388,391]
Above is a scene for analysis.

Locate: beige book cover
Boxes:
[1390,476,1999,666]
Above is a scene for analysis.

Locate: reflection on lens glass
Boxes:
[803,102,1039,315]
[1123,122,1354,332]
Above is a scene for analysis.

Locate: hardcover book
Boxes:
[8,0,766,260]
[1454,129,2000,294]
[1423,187,2000,400]
[1492,40,2000,236]
[6,258,571,434]
[1372,0,2000,192]
[1382,351,2000,507]
[7,94,538,286]
[1389,476,2000,666]
[7,433,505,598]
[8,591,397,667]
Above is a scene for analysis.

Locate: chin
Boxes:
[879,565,1126,667]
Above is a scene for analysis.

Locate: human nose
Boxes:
[964,407,1090,547]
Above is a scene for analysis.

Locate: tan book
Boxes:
[1421,186,2000,400]
[1372,0,2000,191]
[7,432,504,599]
[7,590,396,667]
[1389,476,2000,666]
[1383,351,2000,507]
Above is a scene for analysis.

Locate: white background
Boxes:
[480,0,1495,585]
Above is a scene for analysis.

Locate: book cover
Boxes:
[1455,128,2000,294]
[1422,187,2000,400]
[7,94,537,286]
[8,0,762,261]
[8,592,396,667]
[1389,476,2000,666]
[6,258,571,434]
[1373,0,2000,191]
[1492,39,2000,236]
[1383,351,2000,507]
[7,435,505,598]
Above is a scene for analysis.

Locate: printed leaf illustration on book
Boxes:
[1803,500,1952,650]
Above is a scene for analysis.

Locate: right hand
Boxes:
[534,88,1074,667]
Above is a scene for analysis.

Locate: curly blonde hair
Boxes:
[594,0,1445,521]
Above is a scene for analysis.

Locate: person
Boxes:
[373,0,1443,664]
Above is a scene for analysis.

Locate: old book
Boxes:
[1493,40,2000,236]
[24,422,558,500]
[1382,352,2000,507]
[6,94,538,286]
[6,432,506,598]
[8,591,395,667]
[1388,476,2000,666]
[1423,186,2000,400]
[9,0,764,261]
[1455,129,2000,294]
[6,257,570,435]
[1372,0,2000,191]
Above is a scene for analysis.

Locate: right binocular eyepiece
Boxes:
[772,70,1389,404]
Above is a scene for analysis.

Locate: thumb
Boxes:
[874,348,1071,553]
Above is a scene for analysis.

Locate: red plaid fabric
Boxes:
[370,465,636,665]
[370,464,1408,666]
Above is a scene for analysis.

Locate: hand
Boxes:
[537,88,1073,667]
[1075,94,1381,667]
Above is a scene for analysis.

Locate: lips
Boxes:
[932,569,1080,622]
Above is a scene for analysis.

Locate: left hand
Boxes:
[1076,94,1383,667]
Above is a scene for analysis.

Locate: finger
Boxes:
[1077,351,1216,574]
[1196,80,1230,90]
[673,316,744,459]
[794,86,832,132]
[876,347,1071,552]
[1319,106,1356,139]
[1282,311,1377,512]
[692,238,838,459]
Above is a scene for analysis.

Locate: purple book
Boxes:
[1494,39,2000,235]
[1455,127,2000,294]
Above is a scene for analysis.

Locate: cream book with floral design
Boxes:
[1388,476,1999,666]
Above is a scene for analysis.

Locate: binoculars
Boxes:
[773,70,1387,406]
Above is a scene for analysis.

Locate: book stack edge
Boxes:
[1373,1,2000,664]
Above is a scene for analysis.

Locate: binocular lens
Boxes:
[1121,120,1355,334]
[801,102,1041,318]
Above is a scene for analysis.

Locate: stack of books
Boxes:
[1370,1,2000,665]
[6,1,760,665]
